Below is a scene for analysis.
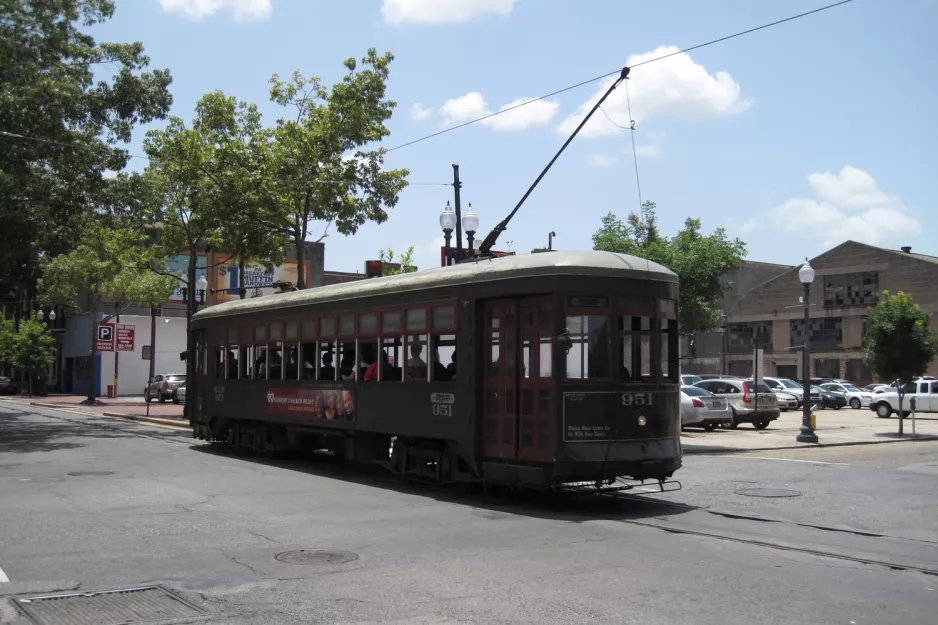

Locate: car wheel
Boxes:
[144,390,151,403]
[158,393,166,404]
[834,404,841,410]
[754,420,770,430]
[850,398,861,409]
[172,393,180,405]
[875,403,892,418]
[721,409,739,429]
[704,423,717,432]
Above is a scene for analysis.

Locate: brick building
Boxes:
[724,241,938,384]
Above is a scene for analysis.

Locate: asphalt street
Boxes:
[1,403,936,624]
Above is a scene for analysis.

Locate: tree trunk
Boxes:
[184,250,197,423]
[238,256,246,299]
[898,388,905,435]
[295,235,306,290]
[85,308,98,404]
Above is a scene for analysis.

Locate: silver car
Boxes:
[145,373,186,403]
[680,385,733,431]
[173,383,186,405]
[693,378,781,430]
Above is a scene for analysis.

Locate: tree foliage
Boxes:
[12,314,56,393]
[592,201,746,333]
[863,290,938,434]
[379,246,417,275]
[0,317,15,375]
[260,50,410,288]
[0,0,172,303]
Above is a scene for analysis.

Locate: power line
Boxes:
[385,0,855,152]
[623,81,643,213]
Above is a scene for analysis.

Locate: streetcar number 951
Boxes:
[621,392,653,406]
[432,404,453,416]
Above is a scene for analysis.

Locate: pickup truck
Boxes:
[869,379,938,418]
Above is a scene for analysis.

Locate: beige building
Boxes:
[724,241,938,385]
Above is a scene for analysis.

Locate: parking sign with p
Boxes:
[96,323,115,352]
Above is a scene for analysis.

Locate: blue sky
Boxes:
[94,0,938,274]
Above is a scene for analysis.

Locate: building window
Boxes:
[824,272,879,308]
[727,321,772,354]
[791,317,843,350]
[845,358,872,382]
[814,358,841,379]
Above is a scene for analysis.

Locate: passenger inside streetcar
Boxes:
[320,352,336,381]
[364,349,391,381]
[447,350,457,378]
[431,350,449,381]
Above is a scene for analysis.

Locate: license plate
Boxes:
[712,400,724,409]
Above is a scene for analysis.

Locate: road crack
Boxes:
[219,549,266,578]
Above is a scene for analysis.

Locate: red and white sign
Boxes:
[116,324,135,352]
[96,323,115,352]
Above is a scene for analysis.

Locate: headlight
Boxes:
[637,415,647,427]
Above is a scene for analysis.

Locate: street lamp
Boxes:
[796,260,818,444]
[197,274,208,306]
[36,307,56,322]
[440,201,456,266]
[462,203,479,253]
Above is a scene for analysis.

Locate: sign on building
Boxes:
[96,323,115,352]
[116,324,135,351]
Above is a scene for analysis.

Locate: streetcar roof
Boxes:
[192,250,677,321]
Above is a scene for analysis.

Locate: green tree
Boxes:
[0,317,15,377]
[863,290,938,435]
[0,0,172,306]
[12,314,56,396]
[261,50,410,288]
[592,201,746,334]
[38,225,176,403]
[378,246,417,275]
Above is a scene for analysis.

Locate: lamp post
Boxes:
[796,260,819,443]
[197,274,208,306]
[440,201,456,266]
[463,203,479,255]
[36,307,56,322]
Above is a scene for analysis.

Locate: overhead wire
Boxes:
[384,0,855,152]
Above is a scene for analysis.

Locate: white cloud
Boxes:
[160,0,272,20]
[438,92,559,131]
[410,103,433,121]
[382,0,518,25]
[588,154,618,167]
[558,46,751,137]
[633,131,665,159]
[747,166,920,249]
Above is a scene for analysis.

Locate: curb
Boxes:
[101,412,189,429]
[683,435,938,454]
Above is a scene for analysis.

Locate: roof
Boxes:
[193,250,677,321]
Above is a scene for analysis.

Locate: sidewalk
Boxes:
[682,407,938,453]
[1,393,185,424]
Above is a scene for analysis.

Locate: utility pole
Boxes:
[113,312,119,398]
[452,164,464,262]
[149,306,157,383]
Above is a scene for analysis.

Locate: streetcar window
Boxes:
[430,334,455,381]
[620,334,633,381]
[487,332,500,377]
[319,317,335,338]
[522,334,531,379]
[359,313,377,335]
[639,335,652,379]
[382,311,402,334]
[255,324,267,342]
[227,345,239,379]
[285,321,299,341]
[380,336,403,381]
[432,305,455,330]
[215,348,225,379]
[359,341,377,381]
[285,344,299,380]
[618,315,654,383]
[339,315,355,337]
[318,342,336,380]
[300,341,316,380]
[406,308,427,332]
[406,334,428,381]
[565,315,610,379]
[539,331,552,378]
[660,317,678,382]
[338,341,357,380]
[270,342,283,380]
[301,319,316,339]
[241,345,253,379]
[228,327,238,344]
[256,344,268,380]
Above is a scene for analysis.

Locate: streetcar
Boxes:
[187,250,682,493]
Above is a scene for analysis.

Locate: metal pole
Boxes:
[452,165,464,262]
[442,230,452,266]
[149,306,157,383]
[113,313,119,398]
[797,283,818,443]
[548,231,556,250]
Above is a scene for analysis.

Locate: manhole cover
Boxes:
[735,487,803,498]
[274,549,359,565]
[66,471,114,477]
[15,586,205,625]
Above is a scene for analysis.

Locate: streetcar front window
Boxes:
[618,315,653,383]
[565,315,610,379]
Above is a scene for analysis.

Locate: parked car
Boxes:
[808,385,847,410]
[820,382,873,409]
[0,376,16,395]
[173,383,186,405]
[863,383,887,393]
[693,378,780,430]
[680,385,733,431]
[680,374,703,386]
[698,374,743,380]
[869,379,938,418]
[763,377,806,404]
[145,373,186,403]
[774,390,800,411]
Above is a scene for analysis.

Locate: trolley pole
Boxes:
[452,164,464,262]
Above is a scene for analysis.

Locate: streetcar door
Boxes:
[482,297,555,462]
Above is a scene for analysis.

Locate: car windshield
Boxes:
[778,379,801,389]
[167,374,186,381]
[743,381,772,393]
[681,385,712,397]
[682,375,702,385]
[842,384,862,392]
[810,386,825,393]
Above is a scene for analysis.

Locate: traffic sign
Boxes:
[116,324,135,351]
[96,323,115,352]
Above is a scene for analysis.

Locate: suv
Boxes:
[763,377,807,404]
[694,378,780,430]
[145,373,186,403]
[869,379,938,418]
